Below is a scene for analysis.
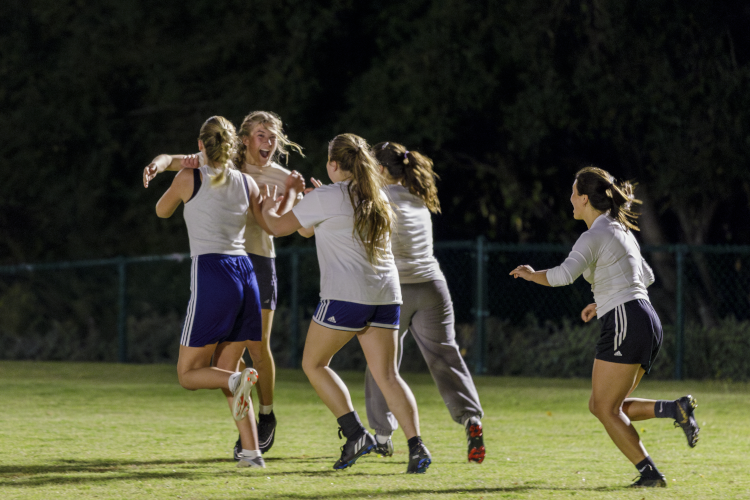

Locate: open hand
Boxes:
[509,265,536,281]
[143,163,158,188]
[304,177,324,194]
[261,185,283,213]
[286,171,305,192]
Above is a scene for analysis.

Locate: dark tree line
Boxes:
[2,0,749,266]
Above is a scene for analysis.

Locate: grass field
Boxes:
[0,361,748,499]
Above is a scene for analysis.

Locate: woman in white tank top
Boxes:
[510,167,699,487]
[144,111,305,457]
[145,116,283,469]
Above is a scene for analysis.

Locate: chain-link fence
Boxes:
[2,241,749,380]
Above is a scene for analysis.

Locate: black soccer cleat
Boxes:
[333,430,376,470]
[406,442,432,474]
[629,473,667,488]
[674,395,700,448]
[233,434,242,461]
[373,436,394,457]
[466,421,485,463]
[258,411,277,454]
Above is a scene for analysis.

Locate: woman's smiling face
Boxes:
[243,123,277,166]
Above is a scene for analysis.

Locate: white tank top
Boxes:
[183,165,250,257]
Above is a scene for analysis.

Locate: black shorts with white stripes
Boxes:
[595,299,663,373]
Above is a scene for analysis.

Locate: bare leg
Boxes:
[358,326,420,439]
[622,398,657,421]
[177,344,233,390]
[247,309,275,407]
[589,359,649,465]
[215,341,259,451]
[300,321,357,417]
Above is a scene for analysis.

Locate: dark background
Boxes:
[2,0,749,263]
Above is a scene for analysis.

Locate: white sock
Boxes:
[242,449,261,459]
[259,404,273,415]
[228,372,242,393]
[376,434,392,444]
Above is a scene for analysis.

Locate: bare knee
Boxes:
[246,342,262,365]
[589,397,620,421]
[301,355,323,378]
[176,369,197,391]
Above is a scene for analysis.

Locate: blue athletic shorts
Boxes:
[247,253,277,310]
[312,299,400,332]
[180,254,262,347]
[596,299,663,373]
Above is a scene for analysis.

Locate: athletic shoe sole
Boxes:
[467,423,485,463]
[674,395,700,448]
[231,368,258,421]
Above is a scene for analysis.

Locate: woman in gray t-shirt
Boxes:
[364,142,486,464]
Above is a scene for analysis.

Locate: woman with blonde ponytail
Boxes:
[510,166,700,488]
[364,142,485,464]
[261,133,432,474]
[144,111,306,458]
[144,116,289,469]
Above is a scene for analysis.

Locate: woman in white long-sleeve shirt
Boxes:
[510,166,700,488]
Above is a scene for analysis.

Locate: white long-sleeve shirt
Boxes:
[546,214,655,317]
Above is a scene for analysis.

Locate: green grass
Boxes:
[0,361,748,499]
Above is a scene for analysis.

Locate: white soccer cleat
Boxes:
[231,368,258,421]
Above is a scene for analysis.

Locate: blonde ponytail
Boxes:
[199,116,239,186]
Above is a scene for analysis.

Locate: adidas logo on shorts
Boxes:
[614,351,623,357]
[327,316,337,324]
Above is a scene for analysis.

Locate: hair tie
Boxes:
[403,151,409,165]
[382,142,389,149]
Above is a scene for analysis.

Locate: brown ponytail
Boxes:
[328,134,395,265]
[198,116,238,186]
[575,166,641,231]
[372,142,441,214]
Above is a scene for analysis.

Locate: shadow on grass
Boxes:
[0,455,376,487]
[225,485,626,499]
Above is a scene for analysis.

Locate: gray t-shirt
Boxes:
[386,184,445,284]
[183,165,249,257]
[546,214,655,317]
[293,181,401,305]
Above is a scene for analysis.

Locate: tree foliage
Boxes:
[1,0,748,265]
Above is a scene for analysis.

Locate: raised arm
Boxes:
[155,169,195,218]
[143,153,201,188]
